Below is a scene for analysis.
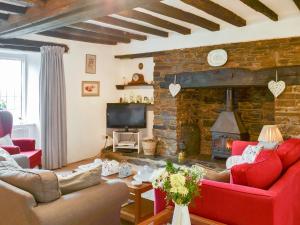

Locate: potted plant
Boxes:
[152,161,206,225]
[142,138,157,155]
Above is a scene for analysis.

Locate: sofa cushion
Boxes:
[231,150,282,189]
[276,139,300,170]
[232,141,259,156]
[57,166,102,195]
[0,166,61,203]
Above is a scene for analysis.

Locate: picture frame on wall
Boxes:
[82,81,100,97]
[86,54,96,74]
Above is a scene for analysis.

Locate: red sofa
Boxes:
[154,139,300,225]
[0,111,42,168]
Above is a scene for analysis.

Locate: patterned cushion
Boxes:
[226,145,263,169]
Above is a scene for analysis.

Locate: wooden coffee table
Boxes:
[102,173,154,225]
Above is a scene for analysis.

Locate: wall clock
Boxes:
[207,49,228,67]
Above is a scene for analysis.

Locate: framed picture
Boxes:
[86,54,96,74]
[82,81,100,97]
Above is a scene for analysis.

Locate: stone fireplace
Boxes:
[153,37,300,157]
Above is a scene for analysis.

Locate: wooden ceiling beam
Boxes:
[96,16,168,37]
[0,0,35,7]
[0,0,160,38]
[118,10,191,34]
[39,30,117,45]
[240,0,278,21]
[0,2,27,14]
[181,0,246,27]
[142,2,219,31]
[0,38,69,52]
[69,22,147,41]
[51,26,131,43]
[294,0,300,10]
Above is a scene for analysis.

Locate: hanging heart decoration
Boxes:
[169,75,181,97]
[268,70,286,98]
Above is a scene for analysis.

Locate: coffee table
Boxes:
[102,173,153,225]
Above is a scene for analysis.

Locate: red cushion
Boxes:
[231,150,282,189]
[0,116,4,137]
[231,140,259,156]
[20,150,42,168]
[276,138,300,170]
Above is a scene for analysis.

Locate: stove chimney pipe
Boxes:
[225,88,233,111]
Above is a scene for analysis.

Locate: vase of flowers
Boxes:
[152,161,206,225]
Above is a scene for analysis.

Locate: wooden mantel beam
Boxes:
[160,66,300,88]
[0,0,160,38]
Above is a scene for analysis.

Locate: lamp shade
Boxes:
[258,125,283,143]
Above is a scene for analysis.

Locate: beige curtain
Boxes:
[39,46,67,169]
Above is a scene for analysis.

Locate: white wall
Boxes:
[24,35,120,163]
[115,57,154,138]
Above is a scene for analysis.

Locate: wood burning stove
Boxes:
[210,88,249,159]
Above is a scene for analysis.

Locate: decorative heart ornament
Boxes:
[268,80,286,98]
[169,83,181,97]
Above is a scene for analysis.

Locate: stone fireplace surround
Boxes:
[153,37,300,156]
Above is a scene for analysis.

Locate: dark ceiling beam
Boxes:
[142,2,220,31]
[0,38,69,52]
[96,16,169,37]
[39,30,117,45]
[294,0,300,10]
[69,22,147,41]
[0,2,27,14]
[118,10,191,34]
[0,44,40,52]
[0,0,160,38]
[240,0,278,21]
[181,0,246,27]
[0,12,9,20]
[0,0,35,7]
[52,26,131,43]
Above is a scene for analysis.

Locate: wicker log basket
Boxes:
[142,139,157,155]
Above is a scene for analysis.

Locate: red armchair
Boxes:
[0,111,42,168]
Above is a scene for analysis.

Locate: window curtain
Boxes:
[39,46,67,169]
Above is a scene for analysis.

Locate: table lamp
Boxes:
[258,125,283,148]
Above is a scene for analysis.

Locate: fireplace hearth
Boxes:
[210,88,249,159]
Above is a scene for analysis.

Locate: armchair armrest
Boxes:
[1,145,20,155]
[190,180,275,225]
[33,181,129,225]
[12,138,36,152]
[0,180,37,225]
[231,140,258,156]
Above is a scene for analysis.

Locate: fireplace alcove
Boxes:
[154,66,300,157]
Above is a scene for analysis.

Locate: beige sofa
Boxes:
[0,179,129,225]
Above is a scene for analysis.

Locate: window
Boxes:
[0,54,26,123]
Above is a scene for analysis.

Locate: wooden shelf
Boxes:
[116,84,154,90]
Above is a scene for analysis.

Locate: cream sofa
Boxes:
[0,179,129,225]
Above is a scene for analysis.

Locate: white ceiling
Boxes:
[88,0,300,41]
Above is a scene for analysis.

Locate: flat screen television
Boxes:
[106,103,146,130]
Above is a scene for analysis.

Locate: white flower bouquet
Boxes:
[152,161,206,206]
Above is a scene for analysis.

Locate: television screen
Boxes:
[106,103,146,129]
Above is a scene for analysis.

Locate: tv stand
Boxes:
[113,131,141,154]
